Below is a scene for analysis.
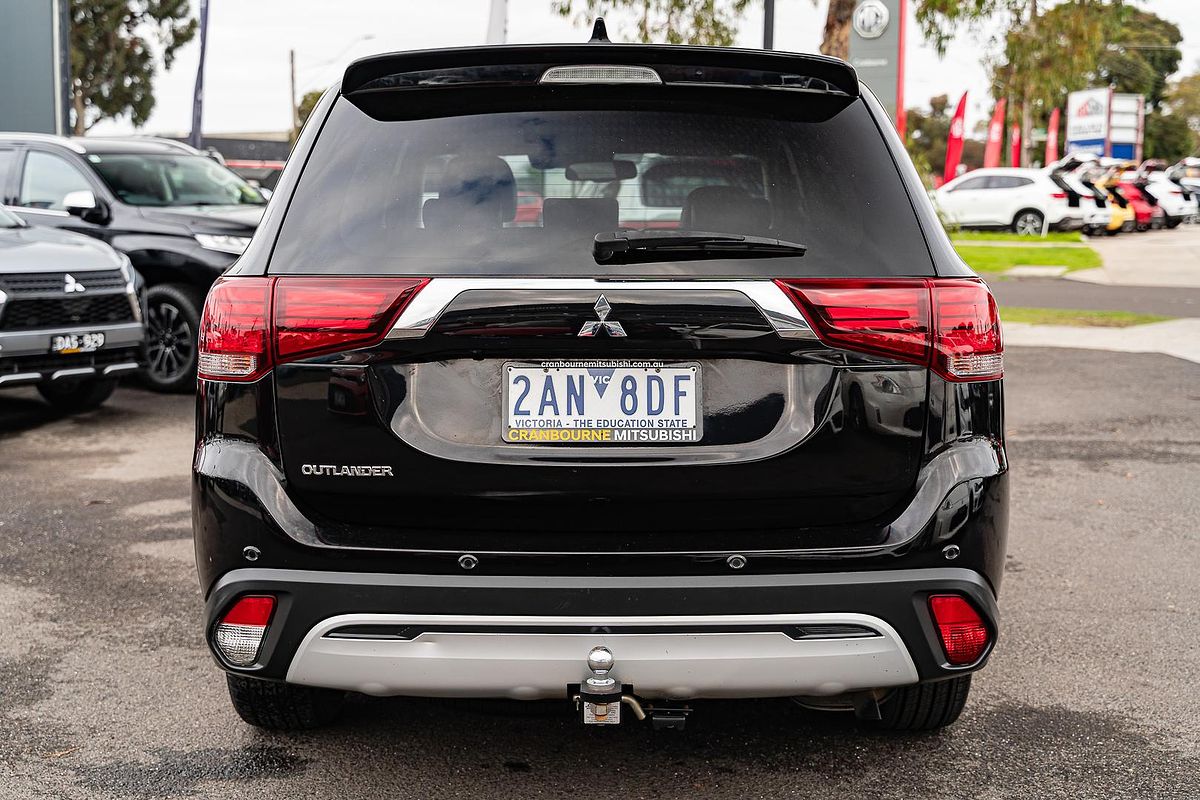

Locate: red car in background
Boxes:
[1116,180,1166,232]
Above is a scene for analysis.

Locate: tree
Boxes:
[69,0,197,134]
[296,90,324,132]
[905,95,984,185]
[1167,74,1200,139]
[1144,111,1194,161]
[991,0,1125,166]
[551,0,753,45]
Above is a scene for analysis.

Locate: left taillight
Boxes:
[775,278,1003,382]
[213,595,275,666]
[197,277,428,382]
[197,277,273,382]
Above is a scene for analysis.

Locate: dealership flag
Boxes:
[1045,107,1061,165]
[983,98,1006,168]
[1009,123,1022,167]
[943,92,968,185]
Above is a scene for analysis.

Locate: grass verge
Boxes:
[956,245,1102,273]
[1001,307,1172,327]
[950,230,1084,243]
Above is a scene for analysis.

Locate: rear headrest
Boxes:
[680,186,771,236]
[438,155,517,223]
[542,198,619,235]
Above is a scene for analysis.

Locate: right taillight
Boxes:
[775,278,1002,382]
[930,280,1003,380]
[929,594,990,666]
[197,276,428,383]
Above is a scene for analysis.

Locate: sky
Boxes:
[91,0,1200,141]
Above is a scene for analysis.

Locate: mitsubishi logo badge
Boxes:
[578,295,627,337]
[63,274,86,294]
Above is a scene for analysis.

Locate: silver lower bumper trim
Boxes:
[102,362,141,376]
[285,613,919,700]
[0,372,43,386]
[50,366,96,381]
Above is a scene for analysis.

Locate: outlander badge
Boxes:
[577,295,627,337]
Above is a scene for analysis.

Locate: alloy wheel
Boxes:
[146,300,196,383]
[1015,212,1043,236]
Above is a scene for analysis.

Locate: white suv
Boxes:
[1141,173,1198,228]
[935,168,1084,235]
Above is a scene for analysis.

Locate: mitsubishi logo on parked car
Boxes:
[63,274,86,294]
[577,295,627,337]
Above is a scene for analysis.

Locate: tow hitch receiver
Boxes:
[578,646,623,725]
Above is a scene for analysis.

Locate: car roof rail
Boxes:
[0,131,86,153]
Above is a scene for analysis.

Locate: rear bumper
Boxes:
[205,567,998,696]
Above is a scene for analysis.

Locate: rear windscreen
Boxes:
[271,96,933,277]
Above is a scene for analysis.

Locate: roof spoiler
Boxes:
[342,44,859,98]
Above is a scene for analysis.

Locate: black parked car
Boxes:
[193,33,1008,733]
[0,205,145,410]
[0,134,265,391]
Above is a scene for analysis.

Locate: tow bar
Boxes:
[573,646,692,730]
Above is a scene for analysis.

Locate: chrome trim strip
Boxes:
[0,372,42,386]
[386,278,816,340]
[50,367,96,381]
[102,362,141,376]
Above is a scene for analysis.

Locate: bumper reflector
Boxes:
[929,594,989,666]
[214,595,275,666]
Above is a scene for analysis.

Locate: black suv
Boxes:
[0,134,265,391]
[193,38,1008,733]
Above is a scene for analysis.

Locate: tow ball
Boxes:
[573,647,691,729]
[577,646,624,725]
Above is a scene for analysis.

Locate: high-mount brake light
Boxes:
[929,594,990,666]
[197,277,428,382]
[214,595,275,667]
[776,278,1003,382]
[539,65,663,84]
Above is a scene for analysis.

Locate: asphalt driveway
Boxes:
[1,346,1197,799]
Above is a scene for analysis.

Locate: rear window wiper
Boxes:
[594,230,807,265]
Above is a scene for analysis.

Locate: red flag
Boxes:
[983,98,1006,168]
[1009,123,1022,167]
[943,91,968,185]
[1045,107,1060,165]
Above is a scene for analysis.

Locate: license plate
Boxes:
[503,361,700,444]
[51,332,105,354]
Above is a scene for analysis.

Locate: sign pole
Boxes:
[189,0,209,149]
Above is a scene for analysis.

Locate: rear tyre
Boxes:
[1011,210,1044,236]
[862,675,972,732]
[226,674,346,731]
[37,378,117,412]
[142,283,205,393]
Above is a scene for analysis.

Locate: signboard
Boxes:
[1066,88,1144,160]
[0,0,69,134]
[848,0,904,130]
[1065,87,1110,155]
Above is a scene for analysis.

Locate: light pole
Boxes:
[290,34,376,140]
[763,0,775,50]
